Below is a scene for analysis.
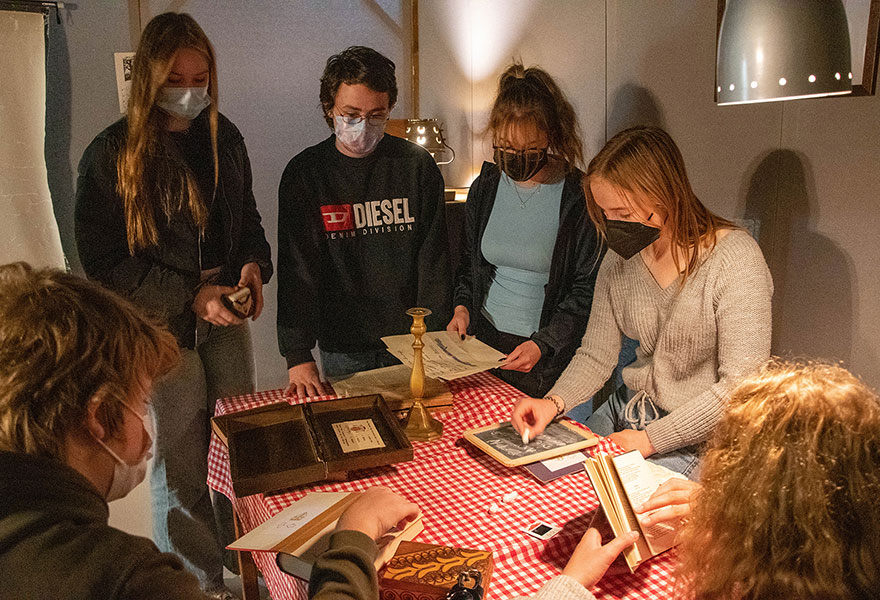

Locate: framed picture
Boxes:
[716,0,880,96]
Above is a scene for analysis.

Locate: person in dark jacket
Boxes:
[448,63,603,399]
[0,263,205,600]
[278,46,451,398]
[74,13,272,596]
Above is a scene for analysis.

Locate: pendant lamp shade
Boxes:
[716,0,852,105]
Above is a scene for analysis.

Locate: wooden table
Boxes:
[207,373,677,600]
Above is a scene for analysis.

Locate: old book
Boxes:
[583,450,686,572]
[463,421,598,467]
[378,541,494,600]
[211,395,413,497]
[227,491,423,581]
[328,364,454,414]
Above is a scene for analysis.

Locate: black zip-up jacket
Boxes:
[453,161,604,382]
[75,112,273,348]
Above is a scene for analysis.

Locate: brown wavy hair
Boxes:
[319,46,397,129]
[488,62,584,172]
[677,360,880,599]
[586,126,734,282]
[0,263,179,459]
[117,12,217,253]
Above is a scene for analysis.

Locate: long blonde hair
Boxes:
[117,12,218,253]
[488,62,584,172]
[677,360,880,599]
[586,126,734,281]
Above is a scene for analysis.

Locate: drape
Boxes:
[0,10,65,269]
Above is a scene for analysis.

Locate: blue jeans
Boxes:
[320,348,400,379]
[586,385,702,480]
[150,320,255,588]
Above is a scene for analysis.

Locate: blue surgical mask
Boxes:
[157,86,210,120]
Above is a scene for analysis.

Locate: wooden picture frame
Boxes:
[463,421,598,467]
[716,0,880,97]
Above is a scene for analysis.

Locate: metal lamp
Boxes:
[405,118,455,165]
[716,0,852,105]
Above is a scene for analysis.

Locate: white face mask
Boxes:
[92,402,154,502]
[334,115,385,156]
[157,86,211,120]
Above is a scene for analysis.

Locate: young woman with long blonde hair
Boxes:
[511,126,772,478]
[75,12,271,597]
[448,63,603,398]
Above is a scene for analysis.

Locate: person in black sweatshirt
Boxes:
[277,46,451,398]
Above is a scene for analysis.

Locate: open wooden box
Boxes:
[213,394,413,497]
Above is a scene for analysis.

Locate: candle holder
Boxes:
[401,307,443,441]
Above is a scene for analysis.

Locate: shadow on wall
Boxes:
[45,12,81,274]
[606,83,666,142]
[740,149,854,365]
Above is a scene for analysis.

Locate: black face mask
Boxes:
[494,147,548,182]
[605,218,661,259]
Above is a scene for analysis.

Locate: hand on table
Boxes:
[561,528,640,588]
[285,361,331,399]
[499,340,541,373]
[193,285,244,327]
[634,478,701,527]
[510,396,558,440]
[335,486,420,542]
[238,261,264,320]
[608,429,656,458]
[446,305,470,340]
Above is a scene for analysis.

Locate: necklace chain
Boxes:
[508,178,541,209]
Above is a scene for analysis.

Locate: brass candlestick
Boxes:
[402,307,443,441]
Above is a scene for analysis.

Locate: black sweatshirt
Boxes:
[277,134,452,367]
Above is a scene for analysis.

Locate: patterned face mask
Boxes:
[493,147,548,182]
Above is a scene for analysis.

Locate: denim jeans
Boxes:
[320,348,400,379]
[586,384,702,480]
[150,320,255,588]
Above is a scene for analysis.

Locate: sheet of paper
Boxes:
[331,419,386,453]
[536,451,587,473]
[381,332,506,380]
[228,492,350,551]
[612,450,685,555]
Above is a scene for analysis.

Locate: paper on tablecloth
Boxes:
[381,332,506,380]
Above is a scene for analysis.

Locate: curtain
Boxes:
[0,9,65,269]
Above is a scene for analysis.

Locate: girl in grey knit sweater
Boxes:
[511,126,772,479]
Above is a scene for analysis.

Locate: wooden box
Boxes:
[212,394,413,497]
[378,541,494,600]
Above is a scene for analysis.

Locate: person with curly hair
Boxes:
[515,360,880,599]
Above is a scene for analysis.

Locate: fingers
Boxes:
[635,479,699,513]
[598,530,640,563]
[638,503,690,527]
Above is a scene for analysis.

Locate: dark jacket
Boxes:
[453,161,604,386]
[75,112,273,348]
[277,134,451,367]
[309,530,379,600]
[0,451,205,600]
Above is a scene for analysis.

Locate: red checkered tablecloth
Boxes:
[207,372,677,600]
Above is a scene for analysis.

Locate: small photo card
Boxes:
[332,419,386,453]
[524,521,562,541]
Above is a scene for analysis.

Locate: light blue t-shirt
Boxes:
[480,174,563,337]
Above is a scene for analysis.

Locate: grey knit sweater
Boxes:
[548,230,773,454]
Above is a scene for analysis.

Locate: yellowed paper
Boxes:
[380,332,506,380]
[331,419,386,453]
